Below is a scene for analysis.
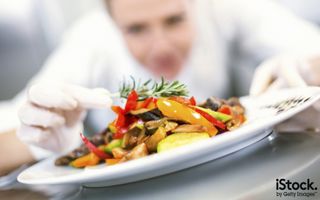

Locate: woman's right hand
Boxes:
[17,82,112,154]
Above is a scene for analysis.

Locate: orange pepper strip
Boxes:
[157,99,218,136]
[71,153,100,168]
[105,158,121,166]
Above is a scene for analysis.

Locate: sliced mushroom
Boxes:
[55,156,74,166]
[90,134,106,146]
[227,113,245,131]
[227,97,242,107]
[145,127,167,152]
[121,143,149,162]
[172,124,208,133]
[232,105,245,115]
[164,121,178,132]
[104,131,113,144]
[55,130,111,166]
[145,118,168,135]
[199,97,224,111]
[166,117,189,124]
[122,123,146,149]
[112,147,129,159]
[55,144,90,166]
[137,133,148,145]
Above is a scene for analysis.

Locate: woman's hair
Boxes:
[104,0,112,15]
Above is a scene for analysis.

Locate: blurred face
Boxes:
[109,0,195,80]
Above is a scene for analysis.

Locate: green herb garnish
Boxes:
[119,77,189,100]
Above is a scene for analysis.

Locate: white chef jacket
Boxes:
[1,0,320,157]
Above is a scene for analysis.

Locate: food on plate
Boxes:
[55,78,246,168]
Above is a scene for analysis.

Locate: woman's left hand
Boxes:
[250,54,320,132]
[250,54,320,110]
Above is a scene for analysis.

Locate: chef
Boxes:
[0,0,320,176]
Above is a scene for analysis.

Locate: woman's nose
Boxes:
[149,27,173,53]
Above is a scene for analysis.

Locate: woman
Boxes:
[1,0,320,176]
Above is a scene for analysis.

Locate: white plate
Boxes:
[18,87,320,187]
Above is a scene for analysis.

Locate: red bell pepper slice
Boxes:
[112,106,126,129]
[124,90,138,113]
[192,107,226,130]
[169,96,196,106]
[111,106,125,115]
[153,98,158,103]
[113,128,127,139]
[141,97,153,108]
[169,96,189,105]
[114,115,137,138]
[189,96,196,106]
[115,112,126,128]
[113,131,125,139]
[80,133,111,159]
[218,105,232,115]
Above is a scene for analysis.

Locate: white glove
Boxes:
[250,55,320,111]
[249,55,320,132]
[17,82,112,154]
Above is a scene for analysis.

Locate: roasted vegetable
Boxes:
[111,147,128,159]
[130,108,163,121]
[157,132,210,153]
[227,97,242,107]
[192,107,226,130]
[121,143,149,162]
[157,99,218,136]
[55,144,89,166]
[104,139,123,154]
[172,124,207,133]
[122,123,146,149]
[80,133,111,159]
[145,127,167,152]
[124,90,138,112]
[144,118,167,134]
[199,97,223,111]
[70,153,100,168]
[192,106,232,123]
[55,156,74,166]
[105,158,121,166]
[164,121,178,132]
[218,105,232,115]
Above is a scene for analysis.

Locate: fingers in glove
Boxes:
[250,59,278,96]
[64,85,112,109]
[28,84,78,110]
[264,78,287,93]
[63,107,87,127]
[300,58,320,86]
[280,59,307,87]
[313,100,320,112]
[18,103,66,128]
[17,124,51,144]
[17,125,61,151]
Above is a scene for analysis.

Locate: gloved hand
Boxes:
[250,55,320,132]
[250,54,320,111]
[17,82,112,154]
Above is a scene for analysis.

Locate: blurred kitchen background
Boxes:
[0,0,319,101]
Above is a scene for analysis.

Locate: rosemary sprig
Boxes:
[119,77,189,100]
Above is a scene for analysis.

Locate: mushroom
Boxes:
[172,124,208,133]
[145,127,167,152]
[121,143,149,162]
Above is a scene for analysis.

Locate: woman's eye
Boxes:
[166,15,185,26]
[127,24,146,34]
